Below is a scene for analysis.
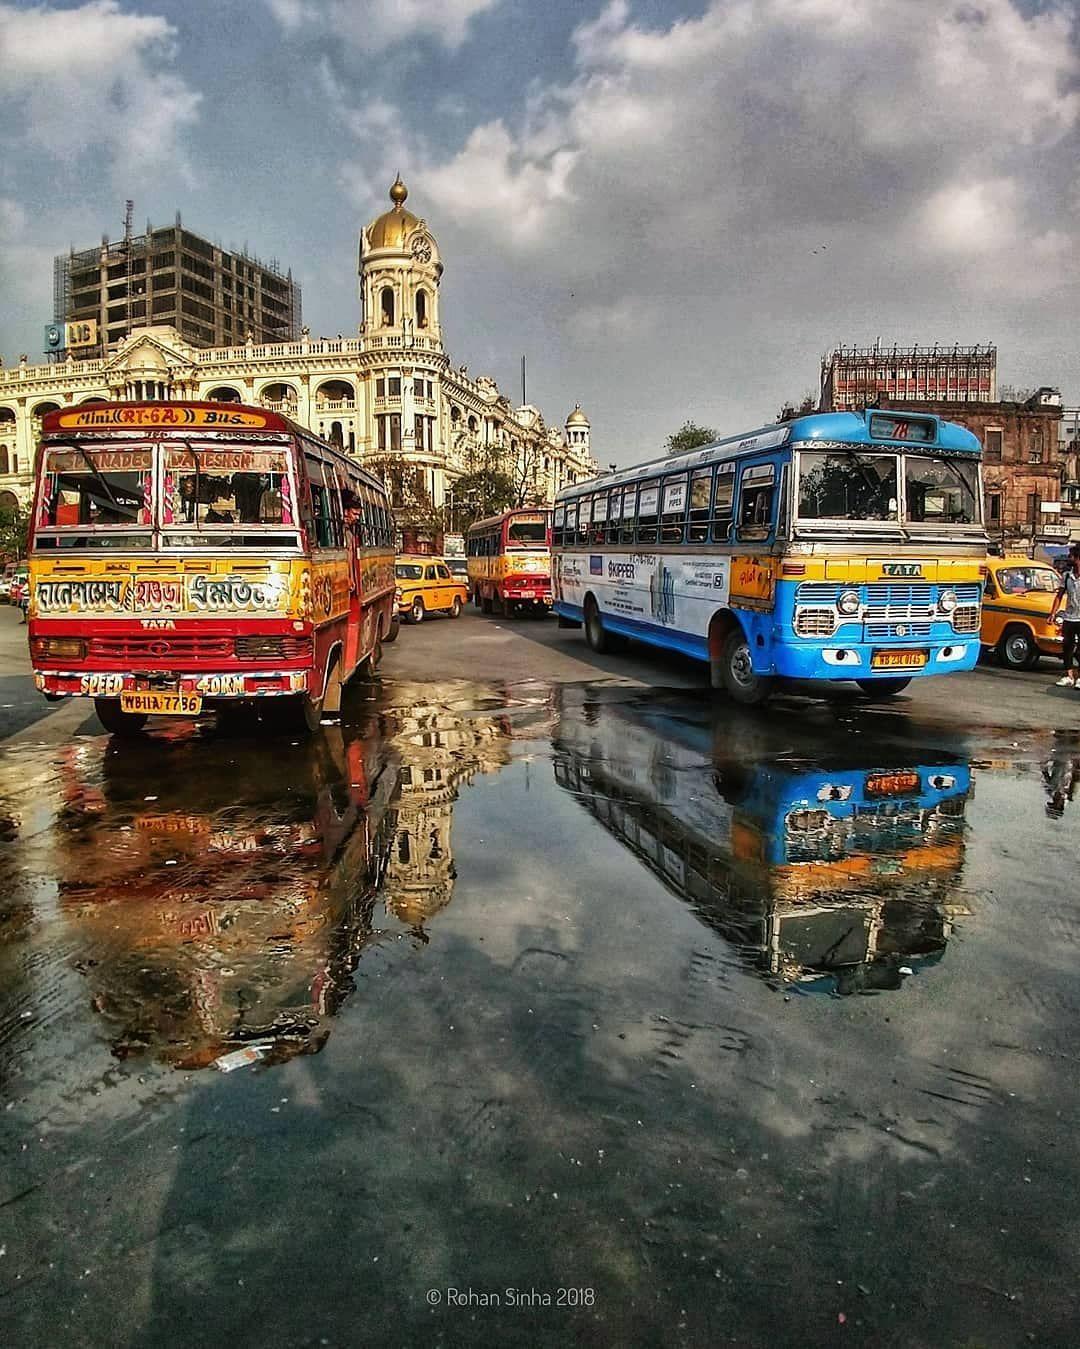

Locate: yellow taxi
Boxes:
[980,555,1063,669]
[395,556,468,624]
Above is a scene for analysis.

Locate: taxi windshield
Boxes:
[995,566,1059,595]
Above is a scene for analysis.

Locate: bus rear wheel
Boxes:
[855,677,912,698]
[383,615,400,644]
[716,629,773,705]
[584,599,610,654]
[94,699,148,736]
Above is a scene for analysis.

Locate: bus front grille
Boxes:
[89,633,233,662]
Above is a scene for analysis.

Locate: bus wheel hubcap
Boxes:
[731,644,754,685]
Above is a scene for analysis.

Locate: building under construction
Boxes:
[820,343,997,411]
[52,208,302,356]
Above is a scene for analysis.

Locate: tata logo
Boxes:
[881,562,923,578]
[140,618,177,629]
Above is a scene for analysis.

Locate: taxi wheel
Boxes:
[449,596,462,619]
[94,698,148,736]
[998,626,1038,670]
[855,677,911,697]
[409,597,425,624]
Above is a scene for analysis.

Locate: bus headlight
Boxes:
[938,589,958,614]
[837,590,861,616]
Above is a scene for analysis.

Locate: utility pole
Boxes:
[521,355,526,406]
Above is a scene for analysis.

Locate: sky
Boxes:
[1,0,1078,463]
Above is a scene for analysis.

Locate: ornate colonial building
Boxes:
[0,178,597,519]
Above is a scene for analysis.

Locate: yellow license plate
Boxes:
[871,649,928,669]
[120,691,203,716]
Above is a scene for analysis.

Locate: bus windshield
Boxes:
[38,446,153,547]
[162,447,293,529]
[905,455,980,525]
[507,518,547,545]
[798,451,898,521]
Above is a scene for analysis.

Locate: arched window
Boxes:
[0,446,8,474]
[416,289,428,328]
[330,421,344,447]
[381,287,395,327]
[207,386,243,403]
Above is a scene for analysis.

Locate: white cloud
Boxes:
[263,0,502,51]
[330,0,1080,448]
[0,1,201,180]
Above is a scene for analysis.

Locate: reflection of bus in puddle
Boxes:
[52,689,516,1067]
[54,721,400,1068]
[553,690,971,993]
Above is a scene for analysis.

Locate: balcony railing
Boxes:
[314,399,356,412]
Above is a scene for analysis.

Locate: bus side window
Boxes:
[712,469,735,541]
[590,494,607,544]
[619,486,638,544]
[636,481,660,544]
[553,505,565,547]
[688,468,714,543]
[576,498,591,545]
[737,463,776,542]
[661,476,688,543]
[605,491,620,544]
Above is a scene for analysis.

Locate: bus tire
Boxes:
[482,594,492,614]
[409,597,425,624]
[448,596,462,619]
[997,625,1039,670]
[855,677,911,698]
[584,598,611,654]
[717,628,773,705]
[94,699,148,736]
[383,614,400,644]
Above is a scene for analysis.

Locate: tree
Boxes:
[665,421,717,456]
[777,393,818,422]
[449,467,517,527]
[0,504,27,563]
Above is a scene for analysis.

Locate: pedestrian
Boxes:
[1050,544,1080,687]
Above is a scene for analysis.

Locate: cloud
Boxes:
[330,0,1080,447]
[263,0,502,51]
[0,1,200,180]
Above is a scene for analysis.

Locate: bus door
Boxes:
[730,459,780,608]
[342,479,368,673]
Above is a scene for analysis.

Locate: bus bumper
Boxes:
[33,670,310,700]
[772,641,979,680]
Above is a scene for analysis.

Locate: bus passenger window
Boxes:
[565,504,577,543]
[606,491,621,544]
[661,476,688,543]
[712,469,735,541]
[636,481,660,544]
[576,497,591,544]
[590,494,607,543]
[620,487,637,544]
[688,468,714,543]
[737,464,776,541]
[553,505,565,546]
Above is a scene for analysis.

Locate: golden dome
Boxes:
[366,176,422,251]
[566,403,590,426]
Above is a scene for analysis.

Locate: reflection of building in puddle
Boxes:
[51,723,399,1068]
[377,689,513,928]
[553,689,972,994]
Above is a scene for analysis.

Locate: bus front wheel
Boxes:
[94,699,148,736]
[716,629,773,705]
[855,677,911,698]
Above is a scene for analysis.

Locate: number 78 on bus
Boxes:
[551,408,985,704]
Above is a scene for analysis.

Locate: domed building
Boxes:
[0,180,598,519]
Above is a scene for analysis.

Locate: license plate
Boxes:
[120,691,202,716]
[871,649,928,669]
[866,771,920,798]
[137,814,212,834]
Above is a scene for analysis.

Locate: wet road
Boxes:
[2,607,1080,1346]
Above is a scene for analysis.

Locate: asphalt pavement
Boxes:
[2,602,1079,1348]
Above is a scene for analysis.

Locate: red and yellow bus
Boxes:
[465,508,552,616]
[28,402,396,734]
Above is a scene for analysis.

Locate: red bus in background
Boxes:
[28,402,397,735]
[465,508,552,617]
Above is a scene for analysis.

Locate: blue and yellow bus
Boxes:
[551,408,986,702]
